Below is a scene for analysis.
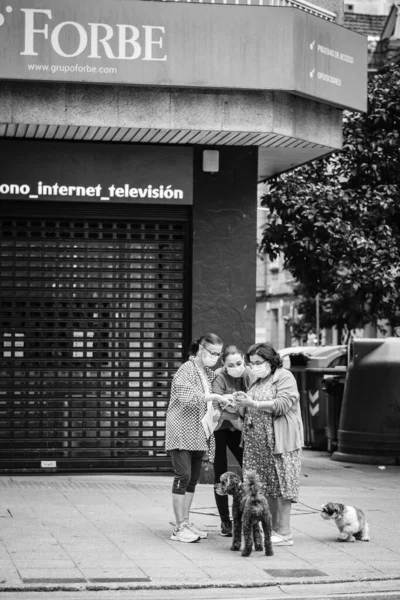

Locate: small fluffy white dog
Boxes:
[321,502,370,542]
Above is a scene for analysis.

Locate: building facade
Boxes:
[0,0,367,472]
[256,204,297,349]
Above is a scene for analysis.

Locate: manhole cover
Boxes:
[265,569,328,578]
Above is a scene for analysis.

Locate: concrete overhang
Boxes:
[258,146,335,180]
[0,82,342,181]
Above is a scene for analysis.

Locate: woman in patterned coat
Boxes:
[165,332,232,544]
[234,342,304,547]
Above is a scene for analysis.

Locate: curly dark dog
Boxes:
[215,470,273,557]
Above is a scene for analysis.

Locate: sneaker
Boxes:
[170,523,200,543]
[220,519,232,537]
[188,522,208,539]
[271,533,293,546]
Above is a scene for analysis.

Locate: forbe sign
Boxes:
[20,8,167,62]
[0,0,367,112]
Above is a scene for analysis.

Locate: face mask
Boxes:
[227,365,245,378]
[251,363,271,379]
[202,353,219,367]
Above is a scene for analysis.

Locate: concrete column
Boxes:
[192,146,258,351]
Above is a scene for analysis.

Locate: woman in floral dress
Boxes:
[235,342,304,547]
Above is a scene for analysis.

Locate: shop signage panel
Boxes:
[0,0,367,111]
[0,141,193,205]
[293,10,366,114]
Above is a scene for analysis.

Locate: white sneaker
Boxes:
[271,533,293,546]
[170,523,200,543]
[188,522,208,539]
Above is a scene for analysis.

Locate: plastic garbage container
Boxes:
[323,374,346,452]
[302,348,346,450]
[303,364,328,450]
[332,337,400,465]
[286,352,315,448]
[285,347,346,450]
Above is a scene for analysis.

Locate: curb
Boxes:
[1,574,400,593]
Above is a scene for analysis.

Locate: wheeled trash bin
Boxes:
[332,338,400,465]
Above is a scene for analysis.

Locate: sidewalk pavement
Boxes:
[0,450,399,594]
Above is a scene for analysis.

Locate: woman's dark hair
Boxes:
[246,342,283,373]
[189,333,223,356]
[221,345,244,363]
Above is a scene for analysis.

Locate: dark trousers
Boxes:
[213,428,243,522]
[170,449,205,495]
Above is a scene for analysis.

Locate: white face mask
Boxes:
[226,365,245,378]
[251,362,271,379]
[200,343,222,368]
[203,353,219,367]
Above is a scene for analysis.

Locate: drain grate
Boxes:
[265,569,328,578]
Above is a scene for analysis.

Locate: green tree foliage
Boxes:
[259,63,400,335]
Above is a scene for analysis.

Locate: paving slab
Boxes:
[0,450,399,593]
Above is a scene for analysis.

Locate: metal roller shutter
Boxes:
[0,201,191,472]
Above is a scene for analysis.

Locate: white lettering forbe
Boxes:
[117,25,141,60]
[21,8,51,56]
[52,21,88,58]
[20,8,167,61]
[89,23,115,59]
[143,26,166,62]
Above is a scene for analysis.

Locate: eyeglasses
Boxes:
[200,344,221,357]
[250,359,266,367]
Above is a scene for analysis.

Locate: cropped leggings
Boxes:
[170,449,205,495]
